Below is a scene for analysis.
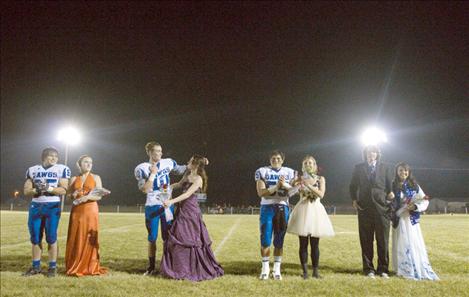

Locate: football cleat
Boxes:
[259,268,270,280]
[22,267,42,277]
[272,271,282,280]
[47,267,57,278]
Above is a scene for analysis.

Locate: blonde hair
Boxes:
[302,155,318,175]
[76,155,92,173]
[145,141,161,153]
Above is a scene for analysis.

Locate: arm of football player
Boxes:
[172,164,187,176]
[291,177,301,187]
[24,179,38,197]
[256,179,279,198]
[172,158,208,176]
[278,176,293,190]
[142,164,158,193]
[49,177,68,195]
[67,176,78,200]
[164,176,202,207]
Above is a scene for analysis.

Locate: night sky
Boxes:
[1,2,468,207]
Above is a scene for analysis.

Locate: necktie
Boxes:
[369,164,376,181]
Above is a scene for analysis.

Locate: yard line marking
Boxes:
[1,223,142,250]
[214,217,241,256]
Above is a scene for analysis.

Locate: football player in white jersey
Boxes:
[255,150,296,280]
[134,141,188,276]
[23,147,71,277]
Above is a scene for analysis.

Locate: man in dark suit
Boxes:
[350,145,393,278]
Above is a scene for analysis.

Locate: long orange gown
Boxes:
[65,174,107,276]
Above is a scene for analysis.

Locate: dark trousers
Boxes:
[358,207,390,274]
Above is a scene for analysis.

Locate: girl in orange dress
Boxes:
[65,155,108,276]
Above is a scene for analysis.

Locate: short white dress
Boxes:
[287,175,335,237]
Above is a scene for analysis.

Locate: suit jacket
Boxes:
[350,161,393,216]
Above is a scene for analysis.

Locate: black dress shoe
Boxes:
[143,267,157,276]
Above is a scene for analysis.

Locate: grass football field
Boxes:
[1,211,468,297]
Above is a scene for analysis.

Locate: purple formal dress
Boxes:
[160,182,224,281]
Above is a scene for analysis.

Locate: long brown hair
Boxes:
[191,154,208,193]
[392,162,418,192]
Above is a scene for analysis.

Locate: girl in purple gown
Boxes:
[161,155,224,281]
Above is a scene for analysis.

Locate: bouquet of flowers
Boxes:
[396,185,428,217]
[159,184,171,200]
[287,172,319,202]
[395,182,429,225]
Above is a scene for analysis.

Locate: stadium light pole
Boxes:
[57,126,81,212]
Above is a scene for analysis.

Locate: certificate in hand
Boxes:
[73,188,111,205]
[164,207,173,222]
[89,188,111,197]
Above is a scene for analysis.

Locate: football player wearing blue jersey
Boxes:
[255,150,296,280]
[134,141,188,276]
[23,147,71,277]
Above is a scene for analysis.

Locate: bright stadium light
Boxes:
[57,126,81,146]
[360,127,388,146]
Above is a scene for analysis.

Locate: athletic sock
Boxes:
[48,261,56,269]
[32,260,41,269]
[274,256,282,273]
[262,257,270,272]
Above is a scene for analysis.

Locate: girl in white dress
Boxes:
[287,155,334,279]
[390,162,439,280]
